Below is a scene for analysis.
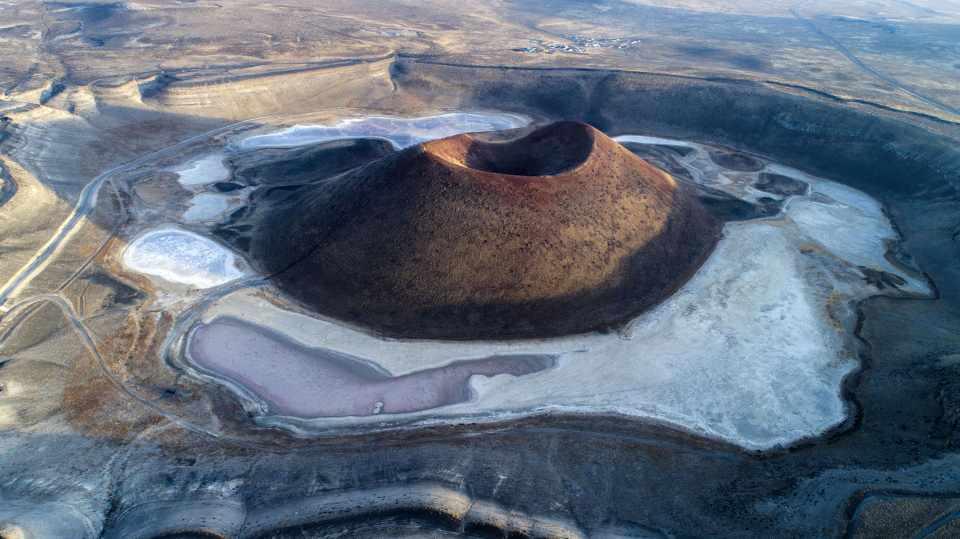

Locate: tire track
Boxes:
[790,7,960,118]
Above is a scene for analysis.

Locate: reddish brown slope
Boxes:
[252,121,721,339]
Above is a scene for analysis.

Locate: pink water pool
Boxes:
[187,317,554,417]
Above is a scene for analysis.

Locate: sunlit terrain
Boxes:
[1,1,959,537]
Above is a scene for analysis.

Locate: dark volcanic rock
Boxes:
[708,149,764,171]
[847,494,960,539]
[754,172,809,197]
[697,186,781,221]
[211,181,244,192]
[621,142,695,182]
[252,121,720,339]
[233,137,395,186]
[859,266,907,290]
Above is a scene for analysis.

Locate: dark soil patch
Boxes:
[754,172,809,196]
[708,150,764,172]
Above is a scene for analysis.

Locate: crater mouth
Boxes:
[424,120,595,177]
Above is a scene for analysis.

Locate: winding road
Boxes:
[0,118,262,309]
[790,7,960,118]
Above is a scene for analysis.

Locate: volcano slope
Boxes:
[251,121,720,339]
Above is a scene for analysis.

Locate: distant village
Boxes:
[515,34,644,54]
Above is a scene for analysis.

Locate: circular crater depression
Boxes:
[251,121,721,339]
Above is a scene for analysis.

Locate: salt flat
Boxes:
[194,219,851,450]
[172,152,229,188]
[236,113,530,151]
[183,192,246,224]
[122,226,246,289]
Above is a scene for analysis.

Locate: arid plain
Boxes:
[1,1,960,537]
